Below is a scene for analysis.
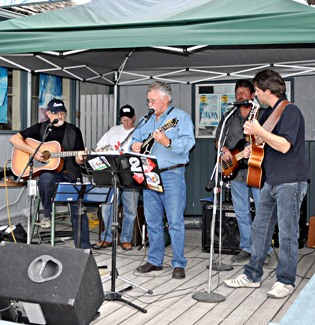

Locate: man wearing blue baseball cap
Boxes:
[10,98,90,249]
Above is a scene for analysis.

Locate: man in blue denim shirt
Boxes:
[225,69,309,299]
[130,81,195,279]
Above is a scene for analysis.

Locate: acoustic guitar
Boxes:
[141,118,178,155]
[246,101,264,188]
[11,138,90,178]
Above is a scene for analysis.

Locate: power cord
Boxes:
[3,160,17,243]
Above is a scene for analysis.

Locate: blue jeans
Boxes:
[144,167,187,269]
[244,181,307,285]
[231,180,267,253]
[37,172,91,249]
[100,189,139,243]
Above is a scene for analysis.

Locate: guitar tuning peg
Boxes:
[250,98,260,107]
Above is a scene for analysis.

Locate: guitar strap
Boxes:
[157,106,175,128]
[167,106,175,115]
[262,99,290,133]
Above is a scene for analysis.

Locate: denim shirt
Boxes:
[130,105,195,169]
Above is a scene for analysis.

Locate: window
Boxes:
[0,68,25,131]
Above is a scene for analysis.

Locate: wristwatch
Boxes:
[165,139,172,149]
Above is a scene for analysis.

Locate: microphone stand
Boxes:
[193,105,237,303]
[16,123,54,244]
[212,164,233,272]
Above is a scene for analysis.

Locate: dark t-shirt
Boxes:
[260,99,309,185]
[20,122,85,179]
[20,122,84,151]
[215,108,248,150]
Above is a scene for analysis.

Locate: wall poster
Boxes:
[194,81,291,138]
[195,83,236,138]
[0,67,8,124]
[38,73,62,122]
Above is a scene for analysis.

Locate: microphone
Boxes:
[47,118,59,128]
[144,107,155,121]
[46,118,59,132]
[227,100,251,106]
[205,179,213,192]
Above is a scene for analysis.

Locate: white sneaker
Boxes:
[224,274,261,288]
[40,218,51,228]
[267,281,294,299]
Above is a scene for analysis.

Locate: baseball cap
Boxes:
[47,99,67,114]
[119,104,135,119]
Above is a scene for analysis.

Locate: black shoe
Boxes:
[231,250,250,263]
[136,262,163,273]
[172,267,185,279]
[91,241,112,250]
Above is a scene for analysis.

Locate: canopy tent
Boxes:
[2,0,315,220]
[0,0,315,85]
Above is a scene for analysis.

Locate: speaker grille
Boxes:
[202,202,241,255]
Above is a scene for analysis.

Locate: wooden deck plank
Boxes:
[270,249,315,324]
[20,221,315,325]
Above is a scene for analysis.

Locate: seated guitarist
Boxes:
[10,99,90,249]
[215,79,272,264]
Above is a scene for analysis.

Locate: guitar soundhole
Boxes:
[42,150,51,162]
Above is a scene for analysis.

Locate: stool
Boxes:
[30,195,72,246]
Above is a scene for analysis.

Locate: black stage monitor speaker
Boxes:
[202,202,241,255]
[0,242,104,325]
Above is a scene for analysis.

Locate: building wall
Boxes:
[1,76,315,224]
[119,77,315,221]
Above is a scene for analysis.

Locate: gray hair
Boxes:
[147,81,172,102]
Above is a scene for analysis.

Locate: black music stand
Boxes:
[52,182,113,248]
[86,152,164,314]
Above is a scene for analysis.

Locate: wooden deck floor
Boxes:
[51,224,314,325]
[26,217,315,325]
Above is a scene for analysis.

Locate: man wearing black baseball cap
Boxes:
[46,98,67,114]
[119,104,135,119]
[10,98,90,249]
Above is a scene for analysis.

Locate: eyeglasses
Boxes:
[146,96,164,105]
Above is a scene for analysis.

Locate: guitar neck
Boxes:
[142,124,170,147]
[142,134,154,147]
[141,118,178,151]
[51,150,90,158]
[235,150,244,161]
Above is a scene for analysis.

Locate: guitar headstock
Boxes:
[162,118,179,131]
[248,99,260,122]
